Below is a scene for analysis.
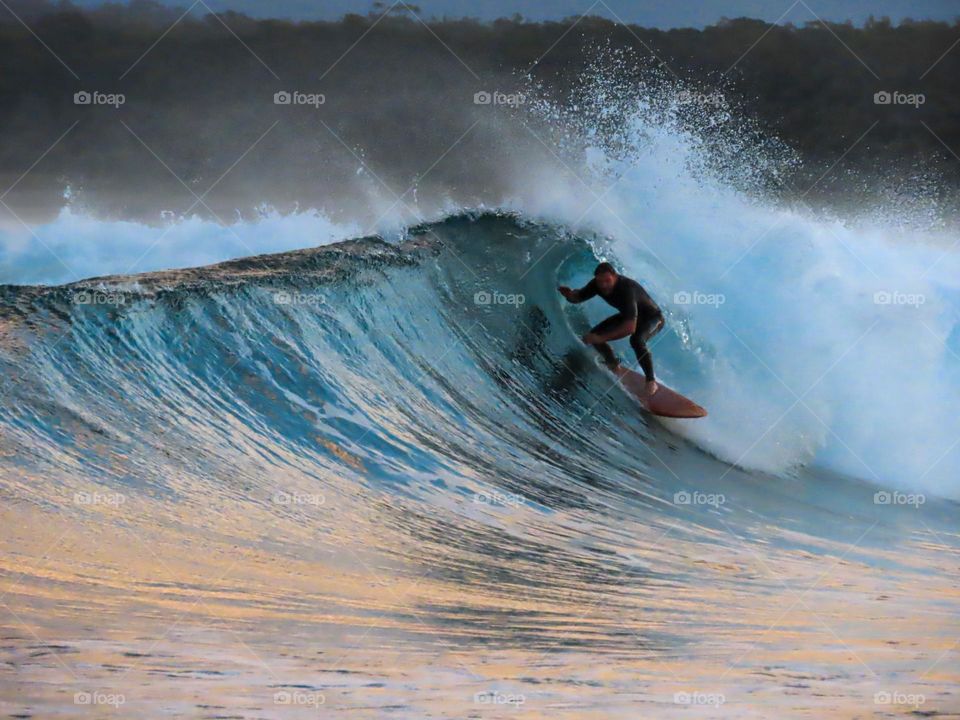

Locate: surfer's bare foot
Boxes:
[646,380,659,395]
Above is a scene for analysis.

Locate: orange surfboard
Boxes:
[610,365,708,419]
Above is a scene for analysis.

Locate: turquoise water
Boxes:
[0,212,957,717]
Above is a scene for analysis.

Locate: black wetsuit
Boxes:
[575,276,664,380]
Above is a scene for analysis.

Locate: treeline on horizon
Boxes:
[2,0,959,218]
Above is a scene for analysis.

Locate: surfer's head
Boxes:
[593,262,618,293]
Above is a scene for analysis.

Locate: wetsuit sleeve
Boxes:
[572,279,598,303]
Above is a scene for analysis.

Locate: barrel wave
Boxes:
[2,211,958,716]
[1,213,711,514]
[4,208,959,502]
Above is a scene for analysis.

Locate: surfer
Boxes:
[558,262,664,395]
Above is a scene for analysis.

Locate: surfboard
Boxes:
[609,365,708,419]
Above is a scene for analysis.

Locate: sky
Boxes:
[66,0,960,27]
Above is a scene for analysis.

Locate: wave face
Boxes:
[6,194,960,498]
[0,216,688,509]
[2,209,955,548]
[4,198,960,507]
[2,213,959,717]
[2,209,958,501]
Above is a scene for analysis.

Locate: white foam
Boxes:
[506,109,960,499]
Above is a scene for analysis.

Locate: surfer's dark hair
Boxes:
[594,262,617,276]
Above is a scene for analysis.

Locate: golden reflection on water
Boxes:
[1,477,958,718]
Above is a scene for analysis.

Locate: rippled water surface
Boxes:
[1,215,958,717]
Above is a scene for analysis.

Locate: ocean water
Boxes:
[1,71,958,718]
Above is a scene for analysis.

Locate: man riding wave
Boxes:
[559,262,664,395]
